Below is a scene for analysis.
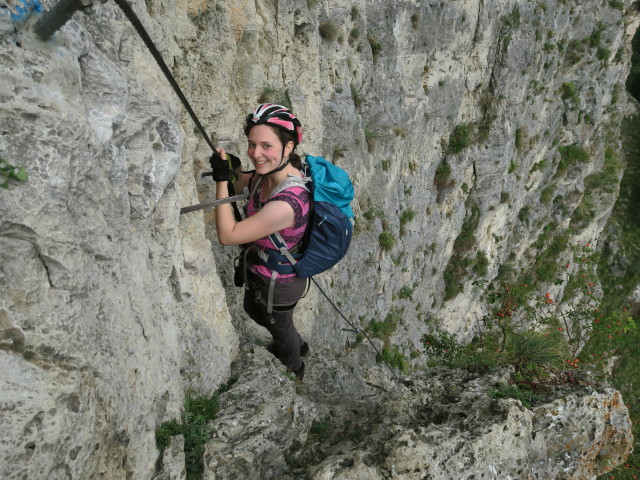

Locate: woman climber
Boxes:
[210,104,311,381]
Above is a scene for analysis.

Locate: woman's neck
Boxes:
[262,163,299,190]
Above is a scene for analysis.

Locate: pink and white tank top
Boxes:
[245,178,311,281]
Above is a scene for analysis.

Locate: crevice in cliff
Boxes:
[0,223,54,288]
[472,0,484,49]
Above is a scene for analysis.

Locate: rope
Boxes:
[112,0,217,153]
[311,278,401,381]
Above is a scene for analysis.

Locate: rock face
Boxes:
[203,350,633,480]
[0,0,637,478]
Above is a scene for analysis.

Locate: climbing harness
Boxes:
[31,0,404,383]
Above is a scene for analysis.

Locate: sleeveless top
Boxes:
[244,176,312,281]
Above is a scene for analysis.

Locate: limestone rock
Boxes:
[206,358,632,480]
[0,0,637,478]
[153,435,186,480]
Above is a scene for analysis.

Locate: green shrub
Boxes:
[398,285,414,299]
[529,159,546,173]
[540,184,555,203]
[515,127,527,152]
[0,156,27,189]
[377,345,409,372]
[410,13,420,30]
[434,162,451,187]
[447,124,473,154]
[557,144,589,173]
[367,33,382,56]
[399,209,416,225]
[442,203,481,300]
[258,86,292,109]
[501,6,521,29]
[319,21,339,41]
[472,251,489,276]
[155,388,225,479]
[350,83,363,108]
[560,81,577,100]
[379,231,396,251]
[489,383,541,408]
[506,329,568,370]
[367,311,399,341]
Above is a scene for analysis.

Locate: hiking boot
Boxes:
[300,341,310,357]
[293,361,305,382]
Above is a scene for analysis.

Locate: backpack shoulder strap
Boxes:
[268,174,310,199]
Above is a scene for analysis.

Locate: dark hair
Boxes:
[278,129,302,169]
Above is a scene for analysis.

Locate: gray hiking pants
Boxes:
[243,271,307,372]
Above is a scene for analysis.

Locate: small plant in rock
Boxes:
[0,156,27,189]
[377,344,409,373]
[319,21,339,41]
[399,209,415,235]
[350,83,363,108]
[367,33,383,56]
[156,386,231,479]
[447,124,473,154]
[489,382,541,408]
[557,143,589,173]
[434,162,452,194]
[378,230,396,251]
[367,309,400,342]
[560,82,578,102]
[398,285,414,300]
[258,86,292,109]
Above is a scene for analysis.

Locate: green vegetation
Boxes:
[350,83,363,108]
[399,209,416,235]
[366,309,400,342]
[596,114,640,480]
[560,81,578,101]
[367,33,382,57]
[377,344,409,373]
[0,156,27,189]
[442,202,481,300]
[434,162,452,190]
[557,143,590,174]
[378,230,396,251]
[258,86,292,109]
[489,382,541,408]
[447,123,473,154]
[501,5,521,29]
[529,159,546,174]
[155,384,234,479]
[319,21,339,41]
[472,251,489,277]
[627,28,640,100]
[426,251,636,409]
[565,39,585,66]
[398,285,414,300]
[540,184,555,203]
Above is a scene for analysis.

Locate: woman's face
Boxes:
[247,125,293,174]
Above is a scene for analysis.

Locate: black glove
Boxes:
[209,152,241,182]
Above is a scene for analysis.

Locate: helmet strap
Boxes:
[264,130,292,176]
